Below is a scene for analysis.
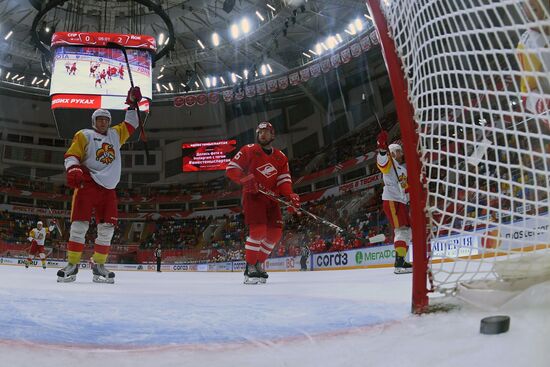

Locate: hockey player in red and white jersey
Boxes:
[226,122,300,284]
[56,86,142,284]
[24,220,56,269]
[376,130,413,274]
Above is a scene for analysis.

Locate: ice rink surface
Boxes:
[0,265,548,367]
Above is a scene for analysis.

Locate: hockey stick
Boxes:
[258,189,386,244]
[362,56,405,194]
[258,189,345,232]
[106,42,149,157]
[47,207,63,237]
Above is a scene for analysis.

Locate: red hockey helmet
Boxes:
[256,121,275,146]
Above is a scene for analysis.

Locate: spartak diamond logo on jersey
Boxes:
[256,163,278,178]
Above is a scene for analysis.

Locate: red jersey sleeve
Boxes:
[276,154,293,197]
[226,144,251,184]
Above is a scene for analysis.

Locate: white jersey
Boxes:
[64,110,138,189]
[28,226,54,246]
[377,152,409,204]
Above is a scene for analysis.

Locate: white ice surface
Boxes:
[0,265,548,367]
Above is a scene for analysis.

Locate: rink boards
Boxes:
[0,243,399,272]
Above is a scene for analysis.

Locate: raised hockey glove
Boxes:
[286,193,301,214]
[377,130,389,151]
[125,86,142,109]
[66,165,84,189]
[240,174,259,194]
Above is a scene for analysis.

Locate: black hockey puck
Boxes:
[480,315,510,335]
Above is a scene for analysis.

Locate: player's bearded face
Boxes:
[257,129,274,146]
[95,117,110,133]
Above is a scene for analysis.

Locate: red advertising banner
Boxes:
[51,94,102,109]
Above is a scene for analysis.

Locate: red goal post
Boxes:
[366,0,550,313]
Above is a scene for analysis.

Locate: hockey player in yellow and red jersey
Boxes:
[56,87,142,283]
[226,122,300,284]
[376,130,413,274]
[24,220,56,269]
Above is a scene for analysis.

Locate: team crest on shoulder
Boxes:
[256,163,277,178]
[96,143,115,164]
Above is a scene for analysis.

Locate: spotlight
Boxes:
[230,24,240,39]
[315,43,323,55]
[255,11,265,21]
[212,32,220,47]
[241,18,251,34]
[354,18,363,31]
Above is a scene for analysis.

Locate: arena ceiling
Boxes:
[0,0,371,98]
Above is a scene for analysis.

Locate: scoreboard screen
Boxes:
[182,140,237,172]
[49,32,155,111]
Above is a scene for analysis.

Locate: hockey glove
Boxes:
[125,86,142,109]
[240,174,259,194]
[66,165,84,189]
[286,193,301,214]
[377,130,389,151]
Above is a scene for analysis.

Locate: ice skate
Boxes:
[92,262,115,284]
[57,263,79,282]
[244,263,261,285]
[394,256,412,274]
[255,262,269,284]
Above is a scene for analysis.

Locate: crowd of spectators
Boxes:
[0,122,380,200]
[289,127,375,177]
[140,217,212,250]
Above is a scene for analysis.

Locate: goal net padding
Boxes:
[366,0,550,312]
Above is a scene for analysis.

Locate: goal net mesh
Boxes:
[378,0,550,300]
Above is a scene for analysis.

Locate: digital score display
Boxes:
[182,140,237,172]
[49,32,155,111]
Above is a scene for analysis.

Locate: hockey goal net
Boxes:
[367,0,550,312]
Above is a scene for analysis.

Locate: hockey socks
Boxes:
[67,241,84,265]
[394,240,408,258]
[92,244,110,265]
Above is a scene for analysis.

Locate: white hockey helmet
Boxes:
[91,109,111,129]
[388,143,402,154]
[37,221,43,227]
